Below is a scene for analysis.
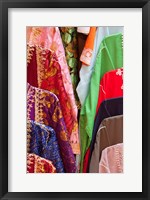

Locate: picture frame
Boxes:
[0,0,150,199]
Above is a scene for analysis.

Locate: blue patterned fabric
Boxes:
[27,120,65,173]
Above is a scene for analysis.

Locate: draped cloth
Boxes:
[27,120,65,173]
[89,115,123,173]
[83,68,123,172]
[76,27,123,107]
[59,27,80,108]
[80,27,97,66]
[99,143,123,173]
[27,84,76,173]
[79,33,123,172]
[27,27,79,154]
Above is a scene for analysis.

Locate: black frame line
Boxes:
[0,0,150,199]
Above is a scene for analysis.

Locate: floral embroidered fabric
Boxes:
[27,83,77,173]
[27,120,65,173]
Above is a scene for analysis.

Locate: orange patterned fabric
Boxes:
[27,153,56,173]
[80,27,97,66]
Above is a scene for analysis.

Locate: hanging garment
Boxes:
[80,27,97,66]
[76,26,123,107]
[79,33,123,172]
[77,27,90,35]
[83,68,123,172]
[88,97,123,169]
[59,27,80,106]
[27,83,76,173]
[77,32,88,71]
[89,115,123,173]
[27,120,64,173]
[99,143,123,173]
[96,68,123,113]
[27,153,56,173]
[27,45,80,154]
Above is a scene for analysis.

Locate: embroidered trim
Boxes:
[27,45,35,64]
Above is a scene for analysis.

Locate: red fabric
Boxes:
[83,148,90,173]
[83,68,123,172]
[27,46,38,87]
[96,68,123,114]
[40,52,74,137]
[27,45,74,138]
[27,153,56,173]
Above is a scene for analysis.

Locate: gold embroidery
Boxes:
[27,85,35,120]
[27,121,32,153]
[32,27,42,41]
[66,101,71,110]
[36,46,46,87]
[35,89,44,123]
[50,88,59,96]
[27,45,34,64]
[52,106,63,123]
[60,130,68,141]
[45,67,57,78]
[44,119,49,126]
[49,96,55,104]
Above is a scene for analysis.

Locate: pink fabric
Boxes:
[27,27,78,148]
[99,143,123,173]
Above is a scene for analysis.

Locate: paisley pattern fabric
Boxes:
[27,44,80,154]
[59,27,80,108]
[27,153,56,173]
[27,83,76,173]
[27,26,78,129]
[27,120,64,173]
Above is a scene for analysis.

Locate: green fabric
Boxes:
[79,33,123,172]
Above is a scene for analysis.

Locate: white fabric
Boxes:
[76,26,123,106]
[77,27,90,35]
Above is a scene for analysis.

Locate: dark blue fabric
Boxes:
[89,97,123,171]
[27,120,65,173]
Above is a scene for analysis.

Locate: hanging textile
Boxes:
[27,27,79,154]
[59,27,80,107]
[27,120,65,173]
[89,115,123,173]
[79,33,123,172]
[27,153,56,173]
[80,27,97,66]
[76,27,123,107]
[26,26,124,173]
[96,68,123,113]
[99,143,123,173]
[27,84,76,173]
[82,68,123,172]
[77,27,90,35]
[77,32,87,71]
[27,45,80,154]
